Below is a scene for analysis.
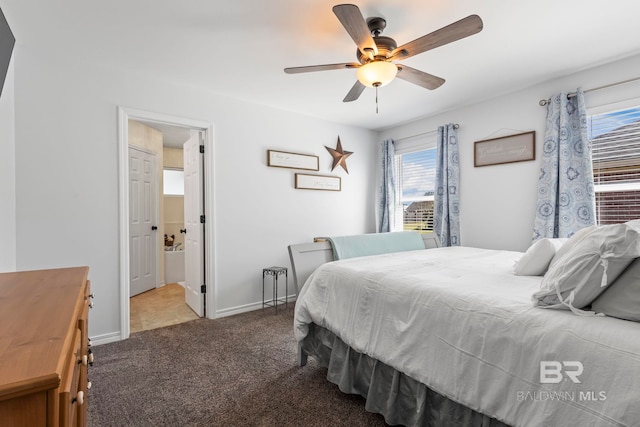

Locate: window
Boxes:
[588,105,640,224]
[394,137,437,233]
[163,169,184,196]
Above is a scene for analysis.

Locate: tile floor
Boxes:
[130,283,199,333]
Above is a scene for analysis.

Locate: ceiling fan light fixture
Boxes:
[356,61,398,88]
[284,5,483,103]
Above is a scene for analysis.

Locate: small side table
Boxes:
[262,266,288,313]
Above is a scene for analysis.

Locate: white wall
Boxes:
[13,46,377,341]
[380,53,640,252]
[12,29,640,342]
[0,55,15,272]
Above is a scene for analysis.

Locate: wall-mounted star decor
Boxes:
[325,136,353,174]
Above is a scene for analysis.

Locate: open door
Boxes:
[183,132,205,316]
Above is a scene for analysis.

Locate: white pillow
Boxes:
[548,225,597,269]
[533,220,640,313]
[514,238,568,276]
[592,258,640,321]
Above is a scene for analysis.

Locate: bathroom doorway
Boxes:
[129,120,192,332]
[118,107,215,339]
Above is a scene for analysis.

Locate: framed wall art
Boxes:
[474,131,535,167]
[295,173,341,191]
[267,149,319,171]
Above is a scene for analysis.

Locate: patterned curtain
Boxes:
[533,88,596,240]
[376,139,396,233]
[434,124,460,246]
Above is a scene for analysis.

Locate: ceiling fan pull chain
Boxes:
[376,85,379,114]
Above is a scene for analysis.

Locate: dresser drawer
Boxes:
[59,329,83,427]
[0,392,48,426]
[76,280,91,427]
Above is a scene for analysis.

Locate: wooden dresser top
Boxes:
[0,266,89,399]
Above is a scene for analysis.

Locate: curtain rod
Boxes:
[538,76,640,106]
[394,123,460,142]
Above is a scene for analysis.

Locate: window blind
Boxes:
[588,106,640,224]
[393,133,436,155]
[393,133,437,233]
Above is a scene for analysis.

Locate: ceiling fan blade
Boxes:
[396,65,445,90]
[284,63,360,74]
[343,81,366,102]
[333,4,378,57]
[392,14,483,60]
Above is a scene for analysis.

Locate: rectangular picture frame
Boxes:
[267,149,319,171]
[474,131,536,167]
[295,173,341,191]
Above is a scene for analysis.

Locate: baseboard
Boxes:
[214,295,297,318]
[91,295,298,344]
[215,302,262,318]
[90,331,122,346]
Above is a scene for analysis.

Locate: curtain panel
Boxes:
[434,124,460,246]
[533,88,596,240]
[376,139,396,233]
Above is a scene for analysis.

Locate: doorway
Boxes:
[118,107,215,340]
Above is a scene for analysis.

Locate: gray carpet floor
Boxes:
[88,305,387,426]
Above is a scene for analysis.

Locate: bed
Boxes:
[290,229,640,427]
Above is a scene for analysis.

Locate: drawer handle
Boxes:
[87,380,92,390]
[89,301,94,309]
[73,391,85,405]
[80,355,88,366]
[88,353,95,363]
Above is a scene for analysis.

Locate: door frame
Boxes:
[118,106,216,340]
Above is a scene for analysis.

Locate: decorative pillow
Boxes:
[548,225,597,269]
[532,220,640,313]
[591,258,640,321]
[513,238,568,276]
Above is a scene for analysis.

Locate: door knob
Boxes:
[151,226,158,230]
[180,228,187,234]
[74,391,85,405]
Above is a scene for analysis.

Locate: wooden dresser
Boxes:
[0,267,92,427]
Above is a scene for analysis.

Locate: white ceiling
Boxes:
[4,0,640,132]
[134,120,193,149]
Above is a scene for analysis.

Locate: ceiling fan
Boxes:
[284,4,483,107]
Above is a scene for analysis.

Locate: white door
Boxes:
[183,132,205,316]
[129,147,158,297]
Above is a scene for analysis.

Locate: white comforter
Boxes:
[294,246,640,427]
